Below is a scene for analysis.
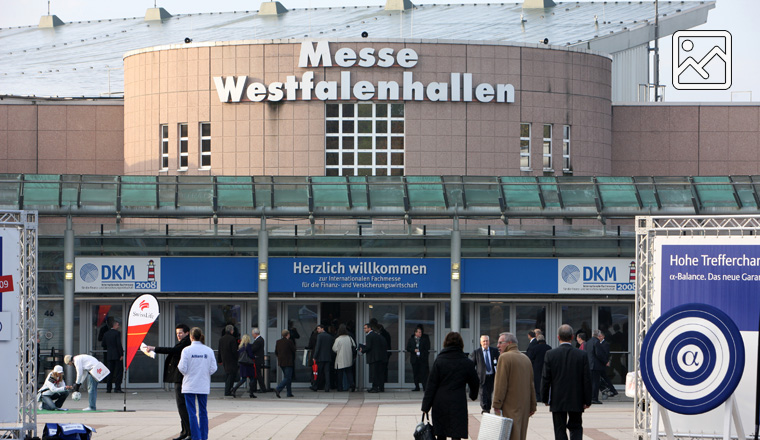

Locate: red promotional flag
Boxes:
[96,305,112,327]
[125,294,159,370]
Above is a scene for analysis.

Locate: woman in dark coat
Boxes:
[421,332,479,440]
[406,324,431,391]
[230,334,257,398]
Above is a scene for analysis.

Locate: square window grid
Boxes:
[325,103,404,176]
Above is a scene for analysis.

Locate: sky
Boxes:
[0,0,757,102]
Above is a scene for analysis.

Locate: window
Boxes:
[160,124,169,170]
[178,123,188,170]
[325,103,405,176]
[563,125,572,172]
[200,122,211,169]
[543,124,552,171]
[520,123,531,170]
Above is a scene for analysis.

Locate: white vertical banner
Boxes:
[0,227,21,423]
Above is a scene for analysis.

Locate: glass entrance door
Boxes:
[285,303,319,385]
[367,303,400,387]
[402,304,436,388]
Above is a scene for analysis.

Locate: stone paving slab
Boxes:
[34,389,635,440]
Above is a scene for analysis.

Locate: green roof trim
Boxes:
[2,174,759,220]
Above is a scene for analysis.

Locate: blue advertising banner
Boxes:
[462,259,557,294]
[660,244,760,331]
[269,257,450,293]
[161,257,258,293]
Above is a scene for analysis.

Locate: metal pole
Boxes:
[258,216,269,389]
[653,0,660,102]
[450,216,461,333]
[63,216,74,380]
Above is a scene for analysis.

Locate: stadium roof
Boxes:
[0,1,714,98]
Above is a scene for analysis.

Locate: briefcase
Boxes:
[478,413,513,440]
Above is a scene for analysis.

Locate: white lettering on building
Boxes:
[215,41,515,104]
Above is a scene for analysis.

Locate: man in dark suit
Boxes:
[470,334,499,414]
[526,329,538,356]
[147,324,191,440]
[584,329,601,404]
[369,318,392,390]
[359,322,388,393]
[541,324,592,440]
[218,324,239,397]
[311,324,335,392]
[251,327,268,393]
[102,319,124,393]
[593,330,618,399]
[530,334,552,401]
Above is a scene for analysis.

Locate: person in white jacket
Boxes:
[64,353,101,411]
[178,327,217,440]
[37,365,72,410]
[332,324,356,392]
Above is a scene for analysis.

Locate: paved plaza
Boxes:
[35,389,635,440]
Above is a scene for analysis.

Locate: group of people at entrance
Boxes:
[420,324,618,440]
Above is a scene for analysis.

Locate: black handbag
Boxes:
[238,349,254,366]
[414,413,434,440]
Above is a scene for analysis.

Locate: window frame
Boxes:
[160,124,169,171]
[563,125,572,173]
[178,123,189,171]
[542,124,553,172]
[199,122,211,170]
[519,123,531,171]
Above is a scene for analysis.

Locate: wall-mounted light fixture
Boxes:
[64,262,74,280]
[451,263,460,281]
[259,262,268,281]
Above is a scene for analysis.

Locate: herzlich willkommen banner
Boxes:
[126,294,159,370]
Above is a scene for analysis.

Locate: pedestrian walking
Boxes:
[218,324,239,397]
[101,319,124,393]
[231,334,257,398]
[406,325,431,391]
[470,334,499,414]
[274,329,296,398]
[492,332,536,440]
[332,324,356,392]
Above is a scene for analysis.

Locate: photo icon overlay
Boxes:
[672,30,732,90]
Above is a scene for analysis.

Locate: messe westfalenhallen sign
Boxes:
[0,227,21,423]
[653,236,760,435]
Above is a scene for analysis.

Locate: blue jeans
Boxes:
[184,393,209,440]
[87,374,98,410]
[338,367,354,391]
[276,366,294,396]
[40,391,69,410]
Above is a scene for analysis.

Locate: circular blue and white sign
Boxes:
[640,303,744,415]
[561,265,581,284]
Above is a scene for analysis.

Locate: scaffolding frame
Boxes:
[0,211,38,439]
[634,215,760,440]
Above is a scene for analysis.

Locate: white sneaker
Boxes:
[56,408,68,411]
[82,407,95,411]
[37,402,43,410]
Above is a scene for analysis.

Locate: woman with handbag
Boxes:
[421,332,479,440]
[230,334,257,398]
[332,324,356,392]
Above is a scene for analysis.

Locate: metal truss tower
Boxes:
[0,211,38,439]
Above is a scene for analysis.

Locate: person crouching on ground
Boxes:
[38,365,72,410]
[178,327,217,440]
